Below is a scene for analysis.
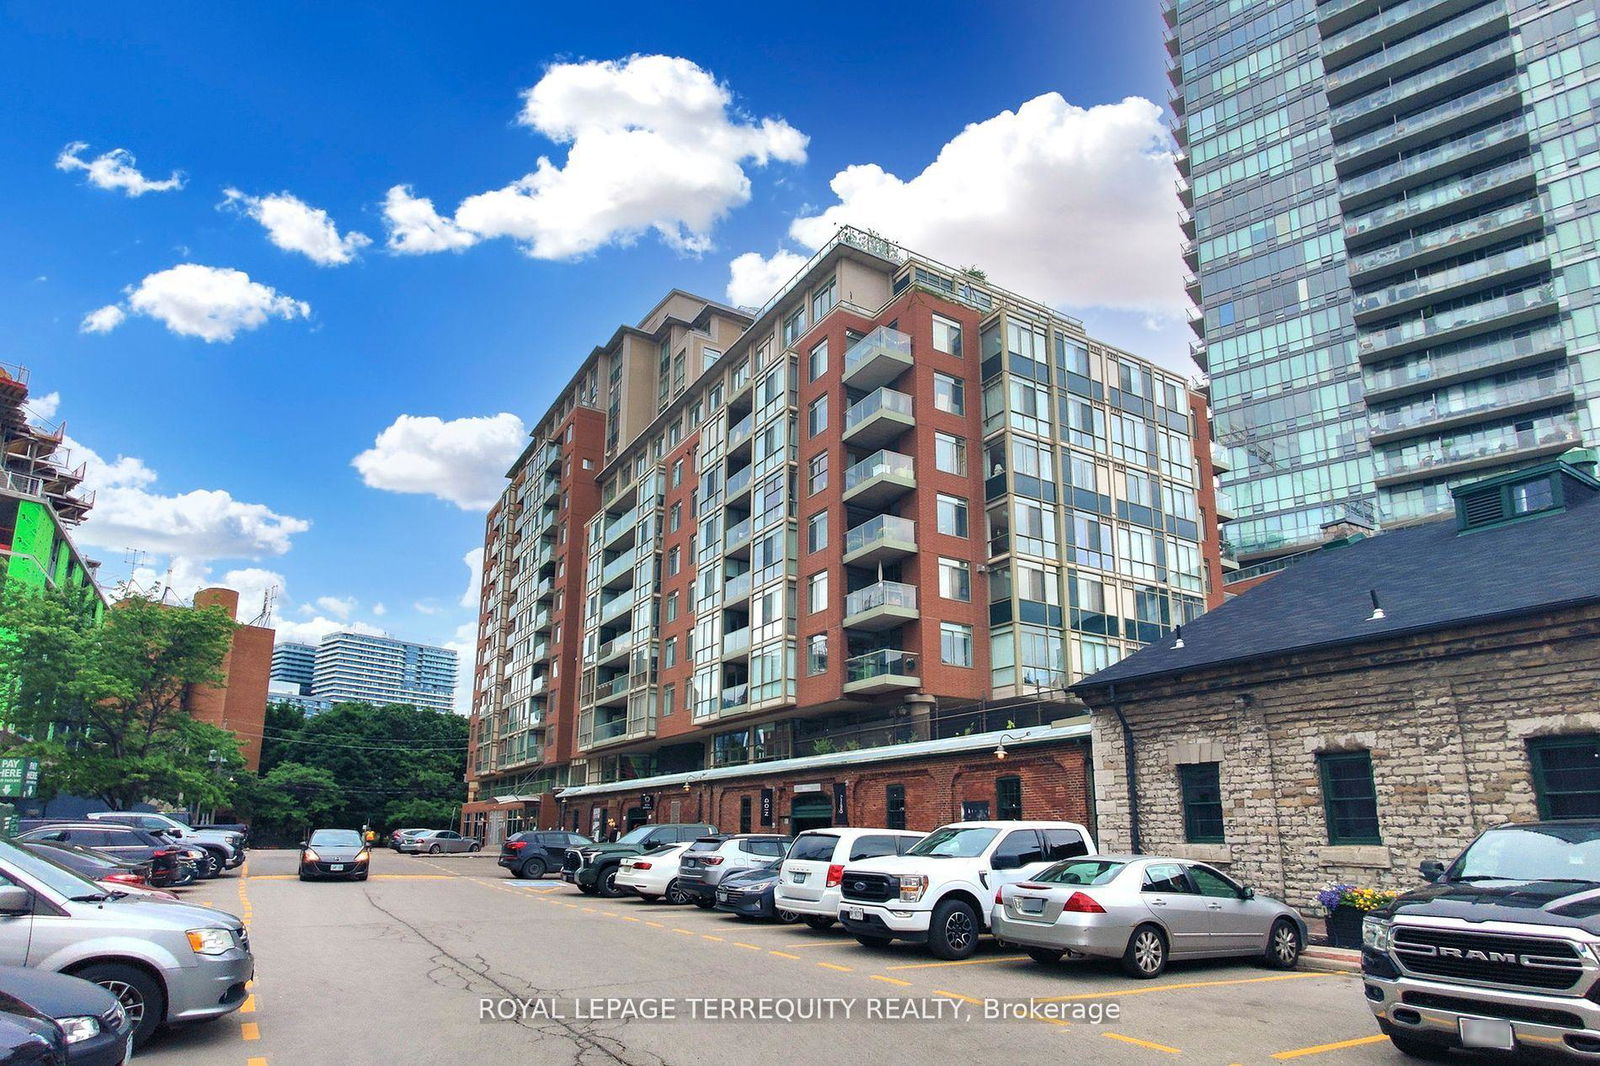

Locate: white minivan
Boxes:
[775,828,924,931]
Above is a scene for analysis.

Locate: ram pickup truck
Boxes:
[561,823,716,897]
[838,820,1095,959]
[1362,820,1600,1060]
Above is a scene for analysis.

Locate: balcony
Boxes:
[1352,240,1548,323]
[1348,197,1541,282]
[595,633,632,667]
[601,547,637,589]
[720,684,749,713]
[593,675,630,707]
[1333,78,1521,175]
[1338,114,1526,209]
[843,326,913,390]
[723,571,752,603]
[533,577,555,602]
[1210,441,1232,473]
[1214,489,1237,521]
[1219,540,1240,572]
[1329,37,1514,139]
[727,413,755,453]
[603,504,641,548]
[842,649,920,696]
[842,449,916,507]
[724,464,754,499]
[843,580,919,632]
[1372,412,1581,487]
[1362,323,1566,402]
[1324,1,1509,103]
[592,715,632,742]
[842,514,918,567]
[530,607,552,633]
[722,627,751,658]
[1357,282,1560,363]
[528,674,548,697]
[843,387,914,448]
[1344,158,1535,251]
[724,517,753,557]
[1368,367,1573,443]
[598,592,631,625]
[1322,0,1485,69]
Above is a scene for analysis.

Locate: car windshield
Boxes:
[1033,859,1127,886]
[0,839,107,899]
[26,843,117,872]
[1448,825,1600,884]
[310,830,363,848]
[904,826,999,858]
[614,826,655,846]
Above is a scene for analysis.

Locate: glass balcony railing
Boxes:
[594,676,630,701]
[845,649,919,683]
[1339,115,1525,202]
[1324,0,1466,58]
[843,326,913,375]
[720,684,749,711]
[1369,367,1571,436]
[725,465,754,497]
[1363,323,1565,395]
[1353,240,1546,318]
[1349,198,1539,278]
[1334,77,1518,166]
[844,387,913,432]
[845,514,916,555]
[595,634,632,662]
[1373,411,1580,479]
[723,572,752,602]
[723,627,751,656]
[598,593,630,621]
[1330,38,1512,130]
[843,450,915,492]
[727,413,754,450]
[601,547,637,585]
[845,580,918,618]
[1215,489,1236,515]
[1326,1,1507,93]
[725,517,753,549]
[1358,282,1559,356]
[1345,157,1533,240]
[594,716,629,741]
[603,505,640,543]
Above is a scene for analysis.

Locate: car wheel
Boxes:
[518,858,546,879]
[777,909,802,924]
[596,867,623,898]
[854,934,894,949]
[428,844,441,854]
[196,852,218,879]
[74,962,165,1049]
[804,916,835,931]
[665,879,691,905]
[1385,1031,1453,1060]
[692,898,715,910]
[1122,924,1168,979]
[927,898,980,960]
[1265,918,1301,970]
[469,842,482,852]
[1027,947,1065,965]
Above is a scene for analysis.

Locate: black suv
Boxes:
[499,831,592,879]
[15,823,182,886]
[562,824,717,896]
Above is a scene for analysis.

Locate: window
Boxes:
[664,637,678,668]
[671,460,683,488]
[937,494,969,537]
[1512,477,1555,515]
[1319,751,1381,845]
[739,797,753,834]
[935,432,967,476]
[807,633,827,676]
[809,340,828,382]
[932,315,963,357]
[808,395,828,437]
[996,777,1023,821]
[807,510,828,553]
[933,372,965,415]
[666,591,680,622]
[1528,735,1600,818]
[667,547,681,576]
[1188,866,1241,899]
[668,502,682,532]
[1142,863,1193,894]
[886,785,907,831]
[938,557,971,602]
[783,307,806,346]
[1179,763,1225,843]
[662,684,675,717]
[811,278,836,321]
[808,452,828,494]
[1042,828,1088,861]
[941,622,973,667]
[808,571,828,613]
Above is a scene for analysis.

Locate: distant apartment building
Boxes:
[462,228,1225,843]
[270,642,317,695]
[1169,0,1600,585]
[311,632,458,713]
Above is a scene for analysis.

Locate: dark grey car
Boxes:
[298,829,370,882]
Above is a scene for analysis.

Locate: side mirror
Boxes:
[299,841,309,849]
[0,886,32,915]
[1240,886,1256,900]
[991,853,1020,871]
[1419,860,1446,883]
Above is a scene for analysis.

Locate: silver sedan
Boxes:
[991,855,1307,978]
[398,830,482,855]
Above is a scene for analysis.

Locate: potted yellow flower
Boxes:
[1316,883,1396,948]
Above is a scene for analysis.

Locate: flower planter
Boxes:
[1325,904,1365,949]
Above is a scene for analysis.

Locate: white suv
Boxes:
[837,821,1096,959]
[775,828,925,931]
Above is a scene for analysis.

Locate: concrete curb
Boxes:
[1300,945,1361,974]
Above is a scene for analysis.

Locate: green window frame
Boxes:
[1319,751,1381,846]
[1178,762,1225,844]
[996,775,1022,821]
[1528,734,1600,819]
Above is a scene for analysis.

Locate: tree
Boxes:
[233,762,344,844]
[0,586,244,809]
[258,701,306,774]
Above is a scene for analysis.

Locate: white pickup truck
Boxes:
[837,820,1096,959]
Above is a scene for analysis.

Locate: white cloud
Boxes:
[84,264,310,343]
[24,392,60,422]
[273,616,385,646]
[69,435,310,562]
[460,547,484,608]
[384,54,806,260]
[55,142,184,196]
[725,249,808,307]
[734,94,1184,316]
[80,305,126,334]
[314,595,357,619]
[444,620,477,714]
[372,602,387,617]
[351,412,525,510]
[413,601,444,615]
[223,188,371,266]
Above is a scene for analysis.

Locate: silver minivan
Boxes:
[776,828,924,930]
[0,839,254,1048]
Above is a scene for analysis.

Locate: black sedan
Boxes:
[712,862,801,923]
[0,965,132,1065]
[15,841,152,891]
[298,829,371,881]
[0,990,65,1065]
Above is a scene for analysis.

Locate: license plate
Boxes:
[717,891,728,901]
[847,906,864,921]
[1459,1017,1514,1050]
[330,864,344,871]
[1018,897,1044,915]
[791,871,808,883]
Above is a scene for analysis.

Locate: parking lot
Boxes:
[141,847,1412,1065]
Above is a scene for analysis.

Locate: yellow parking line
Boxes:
[644,921,665,928]
[871,975,912,986]
[240,995,256,1014]
[701,934,725,942]
[1272,1035,1389,1060]
[817,962,853,972]
[1033,971,1335,1002]
[931,990,985,1006]
[1105,1033,1181,1054]
[671,928,695,936]
[886,955,1027,970]
[538,886,566,893]
[770,951,802,960]
[580,907,596,913]
[241,1021,260,1041]
[248,1059,268,1066]
[620,916,641,922]
[732,942,761,950]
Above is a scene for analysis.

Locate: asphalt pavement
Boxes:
[136,847,1414,1066]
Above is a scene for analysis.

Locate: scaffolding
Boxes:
[0,362,95,527]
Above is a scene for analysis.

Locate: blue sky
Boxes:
[0,2,1183,686]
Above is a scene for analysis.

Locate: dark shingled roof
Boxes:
[1073,464,1600,692]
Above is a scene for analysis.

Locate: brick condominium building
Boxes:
[462,228,1226,844]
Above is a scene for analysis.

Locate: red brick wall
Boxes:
[1188,391,1226,610]
[184,587,271,773]
[655,430,700,741]
[548,405,608,766]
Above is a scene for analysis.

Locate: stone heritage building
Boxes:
[1074,456,1600,912]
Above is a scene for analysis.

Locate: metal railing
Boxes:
[845,514,916,555]
[843,326,912,376]
[845,649,919,683]
[844,387,913,432]
[843,450,914,492]
[845,580,919,617]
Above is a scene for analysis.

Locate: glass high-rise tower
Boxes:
[1171,0,1600,580]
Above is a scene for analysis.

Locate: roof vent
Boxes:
[1458,487,1507,531]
